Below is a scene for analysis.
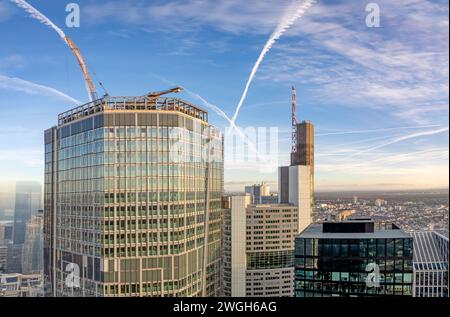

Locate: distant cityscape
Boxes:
[314,190,449,236]
[0,91,448,297]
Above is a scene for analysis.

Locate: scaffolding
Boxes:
[58,95,209,125]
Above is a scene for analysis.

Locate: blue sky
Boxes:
[0,0,448,193]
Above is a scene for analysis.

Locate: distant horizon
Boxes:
[0,180,448,195]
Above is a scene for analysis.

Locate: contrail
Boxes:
[316,125,442,136]
[0,74,82,105]
[347,127,449,158]
[11,0,95,102]
[182,88,270,164]
[153,74,277,165]
[10,0,68,44]
[151,74,233,125]
[230,0,316,126]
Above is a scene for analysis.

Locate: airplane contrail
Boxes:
[11,0,95,102]
[152,74,267,160]
[10,0,68,44]
[347,127,449,158]
[316,125,442,136]
[230,0,316,127]
[0,74,82,105]
[182,88,270,164]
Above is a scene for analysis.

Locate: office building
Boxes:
[44,94,224,297]
[13,182,42,245]
[6,244,23,274]
[411,231,448,297]
[290,121,314,174]
[0,221,13,241]
[279,121,314,234]
[260,194,278,205]
[222,195,298,297]
[328,209,356,222]
[0,273,43,297]
[0,242,9,274]
[294,218,414,297]
[245,183,270,204]
[22,211,44,274]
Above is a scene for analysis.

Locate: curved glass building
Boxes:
[44,95,223,297]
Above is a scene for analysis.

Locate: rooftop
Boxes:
[58,95,209,126]
[298,219,411,239]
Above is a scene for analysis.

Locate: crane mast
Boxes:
[65,36,98,102]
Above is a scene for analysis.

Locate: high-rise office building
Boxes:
[290,121,314,174]
[44,94,224,297]
[411,231,448,297]
[13,182,42,246]
[0,221,13,241]
[294,218,414,297]
[0,242,9,274]
[279,121,314,234]
[22,211,43,275]
[222,195,298,297]
[6,244,23,274]
[245,182,270,204]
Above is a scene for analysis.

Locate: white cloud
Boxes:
[259,0,449,123]
[0,54,27,71]
[83,0,294,34]
[84,0,448,125]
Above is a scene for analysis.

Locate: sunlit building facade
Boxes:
[222,195,298,297]
[44,95,223,297]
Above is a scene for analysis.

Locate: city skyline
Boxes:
[0,0,448,301]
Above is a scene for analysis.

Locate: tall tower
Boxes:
[279,87,315,233]
[44,94,224,297]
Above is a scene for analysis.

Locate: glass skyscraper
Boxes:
[44,95,223,297]
[10,181,41,274]
[294,219,414,297]
[13,181,42,245]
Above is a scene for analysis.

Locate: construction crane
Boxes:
[65,36,98,102]
[291,86,298,153]
[147,87,184,99]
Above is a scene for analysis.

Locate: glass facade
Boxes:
[44,97,223,297]
[294,224,414,297]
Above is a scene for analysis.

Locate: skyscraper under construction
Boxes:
[44,92,224,297]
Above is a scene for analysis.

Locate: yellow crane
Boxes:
[147,87,184,99]
[65,36,98,102]
[66,36,182,103]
